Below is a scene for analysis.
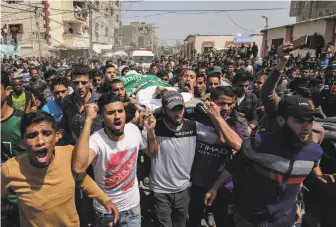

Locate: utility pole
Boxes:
[89,3,93,59]
[35,7,42,59]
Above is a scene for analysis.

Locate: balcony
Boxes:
[63,33,89,49]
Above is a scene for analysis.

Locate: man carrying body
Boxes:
[149,90,241,227]
[72,93,158,226]
[1,111,118,227]
[205,95,335,227]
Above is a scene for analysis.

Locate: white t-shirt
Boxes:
[89,123,147,213]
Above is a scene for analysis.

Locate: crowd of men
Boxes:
[1,41,336,227]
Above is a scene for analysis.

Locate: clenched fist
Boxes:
[85,103,98,121]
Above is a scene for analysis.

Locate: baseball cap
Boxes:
[161,90,185,110]
[210,66,222,75]
[277,95,321,119]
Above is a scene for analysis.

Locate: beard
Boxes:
[253,88,261,99]
[164,114,183,127]
[235,87,245,97]
[281,122,313,151]
[105,125,124,137]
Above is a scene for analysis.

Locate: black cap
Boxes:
[161,90,185,110]
[278,95,321,119]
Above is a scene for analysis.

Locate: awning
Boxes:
[93,44,112,54]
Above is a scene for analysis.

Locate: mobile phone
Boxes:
[292,35,308,50]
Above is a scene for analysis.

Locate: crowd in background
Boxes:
[1,41,336,227]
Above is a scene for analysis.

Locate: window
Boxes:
[271,38,283,49]
[138,27,143,31]
[325,9,330,14]
[295,3,298,8]
[302,16,305,20]
[105,27,108,37]
[319,12,322,17]
[116,14,119,22]
[110,8,114,16]
[95,0,99,7]
[4,0,23,4]
[115,0,119,6]
[304,1,308,6]
[9,24,23,33]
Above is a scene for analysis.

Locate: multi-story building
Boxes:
[121,22,158,51]
[290,1,336,22]
[1,0,120,57]
[1,0,49,57]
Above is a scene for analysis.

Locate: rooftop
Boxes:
[261,14,336,32]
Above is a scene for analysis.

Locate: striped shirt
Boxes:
[226,132,322,227]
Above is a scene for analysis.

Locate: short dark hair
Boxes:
[98,92,124,111]
[71,64,90,80]
[207,73,220,82]
[157,70,168,79]
[93,59,100,64]
[20,111,56,138]
[102,64,116,74]
[1,71,11,88]
[196,74,206,82]
[44,69,56,79]
[90,70,102,80]
[110,79,123,86]
[210,86,237,101]
[53,77,68,88]
[22,60,28,64]
[255,72,268,81]
[232,72,252,85]
[30,67,39,75]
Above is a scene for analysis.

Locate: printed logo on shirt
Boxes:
[196,141,230,159]
[104,146,138,192]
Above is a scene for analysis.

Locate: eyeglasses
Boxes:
[73,81,89,86]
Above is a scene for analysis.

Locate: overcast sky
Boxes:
[121,1,296,45]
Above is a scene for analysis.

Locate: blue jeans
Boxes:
[95,204,141,227]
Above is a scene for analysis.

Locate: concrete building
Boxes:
[1,0,120,57]
[290,1,336,22]
[1,1,49,57]
[183,34,263,57]
[121,22,158,51]
[261,15,336,57]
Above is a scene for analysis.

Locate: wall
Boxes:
[49,0,64,48]
[1,1,49,57]
[265,27,286,48]
[292,19,326,40]
[194,36,233,54]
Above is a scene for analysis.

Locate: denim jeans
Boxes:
[95,204,141,227]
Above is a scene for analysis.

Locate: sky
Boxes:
[121,1,296,45]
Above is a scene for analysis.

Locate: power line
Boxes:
[120,7,290,12]
[1,7,33,18]
[224,12,256,32]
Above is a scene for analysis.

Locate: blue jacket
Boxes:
[226,132,322,227]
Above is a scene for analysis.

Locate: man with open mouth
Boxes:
[1,111,119,227]
[72,93,158,227]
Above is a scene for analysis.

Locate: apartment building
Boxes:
[290,1,336,22]
[121,22,158,51]
[1,0,120,57]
